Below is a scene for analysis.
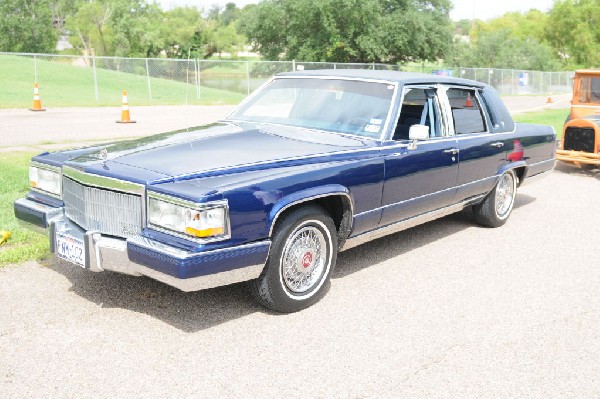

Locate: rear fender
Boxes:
[497,161,528,185]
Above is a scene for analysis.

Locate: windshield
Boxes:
[579,77,600,104]
[228,77,396,139]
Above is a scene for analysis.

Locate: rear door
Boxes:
[448,87,507,201]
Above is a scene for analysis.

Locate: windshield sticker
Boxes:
[387,85,395,90]
[370,118,383,125]
[365,124,381,133]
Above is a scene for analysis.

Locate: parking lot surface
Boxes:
[1,163,599,397]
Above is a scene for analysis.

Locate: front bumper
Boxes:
[14,197,270,292]
[556,149,600,165]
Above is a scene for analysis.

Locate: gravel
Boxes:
[1,163,599,397]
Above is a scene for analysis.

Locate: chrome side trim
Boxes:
[62,166,145,195]
[526,158,556,169]
[341,196,484,251]
[269,192,355,237]
[354,176,494,218]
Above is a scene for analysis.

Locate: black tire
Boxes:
[472,170,517,228]
[249,205,338,313]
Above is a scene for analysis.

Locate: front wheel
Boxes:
[472,170,517,228]
[250,205,338,313]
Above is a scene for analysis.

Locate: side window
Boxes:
[447,88,487,134]
[393,87,441,140]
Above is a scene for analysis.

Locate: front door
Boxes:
[379,86,459,227]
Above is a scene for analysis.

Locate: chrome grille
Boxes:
[564,127,595,153]
[62,177,142,238]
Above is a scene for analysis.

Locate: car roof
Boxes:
[276,69,486,88]
[575,69,600,76]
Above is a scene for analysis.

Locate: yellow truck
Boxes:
[557,69,600,168]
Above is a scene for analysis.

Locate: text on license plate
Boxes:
[56,233,85,267]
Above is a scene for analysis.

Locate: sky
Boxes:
[157,0,555,21]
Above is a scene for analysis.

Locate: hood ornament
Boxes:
[99,148,108,162]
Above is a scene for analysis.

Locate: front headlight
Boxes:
[147,193,229,241]
[29,162,61,197]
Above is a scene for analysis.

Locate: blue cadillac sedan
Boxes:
[15,70,556,312]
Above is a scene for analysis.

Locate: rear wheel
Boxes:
[472,170,517,227]
[250,205,337,313]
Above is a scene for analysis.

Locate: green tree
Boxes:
[547,0,600,68]
[239,0,452,63]
[159,6,202,58]
[68,0,162,57]
[459,30,559,71]
[0,0,58,53]
[471,10,549,43]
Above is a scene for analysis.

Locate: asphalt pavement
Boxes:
[1,94,599,397]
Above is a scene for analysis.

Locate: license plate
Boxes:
[56,232,85,267]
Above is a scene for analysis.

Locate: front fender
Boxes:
[267,184,353,236]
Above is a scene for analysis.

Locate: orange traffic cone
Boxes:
[465,93,473,107]
[29,83,46,111]
[546,97,553,103]
[116,89,136,123]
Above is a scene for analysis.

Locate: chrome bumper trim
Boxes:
[16,198,267,292]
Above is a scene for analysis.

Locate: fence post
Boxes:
[334,63,337,70]
[92,56,99,101]
[292,59,296,72]
[33,54,37,82]
[195,59,201,100]
[246,61,250,95]
[511,69,515,95]
[145,58,152,101]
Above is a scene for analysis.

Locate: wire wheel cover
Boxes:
[281,225,328,294]
[496,173,515,218]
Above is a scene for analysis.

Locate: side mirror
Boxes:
[409,124,430,141]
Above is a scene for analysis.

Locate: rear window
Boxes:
[447,88,486,134]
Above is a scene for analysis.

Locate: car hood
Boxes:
[50,122,375,184]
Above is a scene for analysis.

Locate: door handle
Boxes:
[443,148,459,155]
[490,142,505,148]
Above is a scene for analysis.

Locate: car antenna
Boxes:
[185,48,191,135]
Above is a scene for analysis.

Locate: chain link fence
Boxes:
[0,52,575,109]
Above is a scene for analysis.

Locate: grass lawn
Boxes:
[0,152,50,267]
[513,108,569,139]
[0,54,246,108]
